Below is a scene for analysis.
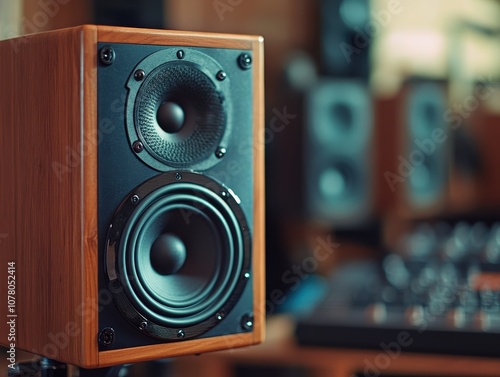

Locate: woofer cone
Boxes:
[105,172,251,340]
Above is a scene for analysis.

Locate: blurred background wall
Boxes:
[3,0,500,375]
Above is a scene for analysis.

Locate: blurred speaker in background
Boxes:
[395,80,450,217]
[320,0,371,78]
[449,80,500,215]
[304,80,373,227]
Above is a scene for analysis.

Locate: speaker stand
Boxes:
[79,365,129,377]
[8,358,66,377]
[8,358,128,377]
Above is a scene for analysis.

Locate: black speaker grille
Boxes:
[135,63,226,167]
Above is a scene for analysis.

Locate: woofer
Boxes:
[105,171,251,340]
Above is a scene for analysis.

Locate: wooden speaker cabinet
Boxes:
[0,25,265,368]
[448,82,500,214]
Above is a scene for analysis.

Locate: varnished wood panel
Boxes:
[99,332,256,367]
[250,36,266,346]
[0,25,265,368]
[81,24,99,367]
[0,25,97,367]
[96,25,255,50]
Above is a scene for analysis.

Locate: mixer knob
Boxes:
[405,304,425,326]
[365,302,387,324]
[446,306,466,328]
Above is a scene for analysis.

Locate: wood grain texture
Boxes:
[449,103,500,213]
[99,332,256,367]
[250,36,266,346]
[81,24,99,367]
[0,24,265,368]
[0,25,98,367]
[96,25,256,50]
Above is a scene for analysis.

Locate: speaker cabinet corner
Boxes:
[0,25,265,368]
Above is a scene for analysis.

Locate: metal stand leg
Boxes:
[78,365,129,377]
[8,358,67,377]
[7,358,128,377]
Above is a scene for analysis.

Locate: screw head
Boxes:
[132,141,144,153]
[216,310,226,321]
[238,53,252,70]
[177,329,186,338]
[139,321,147,330]
[177,50,185,59]
[99,46,115,65]
[216,70,227,81]
[131,195,140,204]
[175,172,182,180]
[215,147,227,159]
[241,313,254,332]
[98,327,115,346]
[220,191,228,198]
[134,69,145,81]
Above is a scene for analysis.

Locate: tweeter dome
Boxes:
[0,25,265,368]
